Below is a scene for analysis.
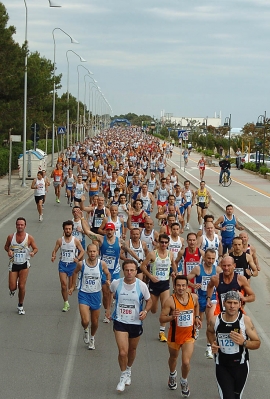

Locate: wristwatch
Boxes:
[138,259,143,264]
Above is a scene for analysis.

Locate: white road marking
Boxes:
[57,310,81,399]
[168,158,270,233]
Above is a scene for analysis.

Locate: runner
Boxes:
[31,170,47,222]
[214,204,244,254]
[195,181,212,229]
[68,244,110,350]
[51,220,84,312]
[197,156,206,180]
[64,168,76,206]
[181,180,195,230]
[109,259,152,392]
[206,256,255,315]
[197,221,222,266]
[229,236,258,280]
[140,234,177,342]
[207,290,260,399]
[4,217,38,315]
[159,275,202,397]
[187,248,222,358]
[51,163,63,203]
[239,231,260,271]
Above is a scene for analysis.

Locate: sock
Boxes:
[170,370,176,376]
[90,335,94,340]
[181,378,187,383]
[126,366,131,372]
[207,343,211,347]
[159,326,165,333]
[18,303,23,307]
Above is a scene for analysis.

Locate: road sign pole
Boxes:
[34,123,36,151]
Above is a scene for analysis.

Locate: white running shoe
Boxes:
[205,346,213,359]
[83,328,89,344]
[125,370,131,386]
[116,375,127,392]
[103,315,110,323]
[168,370,177,390]
[180,379,190,397]
[88,337,95,350]
[185,223,190,230]
[39,214,43,222]
[17,306,25,315]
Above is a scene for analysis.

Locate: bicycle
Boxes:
[221,171,232,187]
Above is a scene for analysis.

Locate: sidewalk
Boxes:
[0,154,56,221]
[168,148,270,250]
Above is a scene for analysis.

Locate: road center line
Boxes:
[57,310,81,399]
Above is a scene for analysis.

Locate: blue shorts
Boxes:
[184,201,191,209]
[89,191,99,197]
[179,205,185,215]
[58,260,77,277]
[198,294,216,313]
[102,271,120,285]
[78,290,101,310]
[132,192,140,200]
[113,320,143,339]
[158,168,165,174]
[66,186,73,192]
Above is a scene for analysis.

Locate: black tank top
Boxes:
[215,310,249,366]
[231,252,250,280]
[217,273,241,313]
[92,207,106,234]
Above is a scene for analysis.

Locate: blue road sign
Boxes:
[178,129,187,138]
[57,126,66,135]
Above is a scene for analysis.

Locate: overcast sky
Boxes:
[5,0,270,127]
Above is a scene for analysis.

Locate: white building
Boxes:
[160,111,222,128]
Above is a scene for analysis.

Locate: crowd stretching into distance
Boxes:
[5,127,261,398]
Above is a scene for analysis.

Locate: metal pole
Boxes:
[263,110,266,165]
[22,0,28,187]
[34,123,37,151]
[8,130,13,195]
[51,29,56,166]
[228,114,231,158]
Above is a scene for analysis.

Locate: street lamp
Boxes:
[22,0,60,186]
[51,28,78,167]
[202,117,208,151]
[224,114,231,157]
[66,50,86,148]
[76,65,93,142]
[256,111,266,165]
[84,76,97,138]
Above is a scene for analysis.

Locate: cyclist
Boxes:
[219,156,231,185]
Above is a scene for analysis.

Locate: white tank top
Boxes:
[140,192,151,213]
[78,259,102,293]
[169,236,183,260]
[147,177,156,192]
[72,219,85,242]
[60,236,76,263]
[34,178,46,196]
[151,250,171,281]
[127,240,144,261]
[10,233,30,266]
[141,228,155,252]
[75,183,84,199]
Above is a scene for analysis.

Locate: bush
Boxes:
[203,149,214,157]
[244,162,257,172]
[215,153,220,159]
[259,166,270,175]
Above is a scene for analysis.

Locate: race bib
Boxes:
[94,218,103,228]
[186,262,197,274]
[218,333,239,354]
[201,276,211,291]
[102,255,115,269]
[61,250,75,263]
[155,267,168,281]
[55,176,61,182]
[14,251,27,264]
[131,222,139,228]
[234,268,244,276]
[119,303,135,322]
[177,310,193,327]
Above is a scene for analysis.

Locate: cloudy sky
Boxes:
[5,0,270,127]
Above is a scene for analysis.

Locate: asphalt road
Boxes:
[0,159,269,399]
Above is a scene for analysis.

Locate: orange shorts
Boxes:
[168,338,194,350]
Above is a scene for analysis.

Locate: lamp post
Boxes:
[66,50,86,149]
[202,117,208,151]
[22,0,60,186]
[256,111,266,165]
[84,75,97,139]
[76,65,93,142]
[224,114,231,157]
[51,28,78,167]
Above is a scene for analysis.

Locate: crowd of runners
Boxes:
[5,126,261,398]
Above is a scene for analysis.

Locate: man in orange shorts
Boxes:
[160,275,201,398]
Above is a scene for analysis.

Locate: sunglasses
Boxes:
[159,241,169,244]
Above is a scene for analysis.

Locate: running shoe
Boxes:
[70,202,73,207]
[159,332,167,342]
[180,379,190,397]
[57,199,60,203]
[83,328,89,344]
[185,223,190,230]
[168,370,177,390]
[9,290,15,297]
[39,214,43,222]
[65,193,67,197]
[88,337,95,350]
[194,328,200,340]
[17,306,25,315]
[205,346,213,359]
[103,315,110,323]
[125,370,131,386]
[67,197,70,204]
[116,375,128,392]
[62,302,70,312]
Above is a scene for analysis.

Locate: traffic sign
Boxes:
[31,123,40,133]
[57,126,66,135]
[178,129,187,138]
[183,132,189,140]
